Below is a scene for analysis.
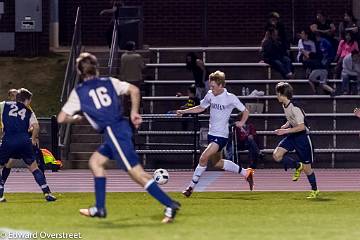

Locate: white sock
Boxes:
[189,164,207,188]
[239,168,247,177]
[223,160,240,173]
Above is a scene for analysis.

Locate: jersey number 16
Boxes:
[89,87,112,109]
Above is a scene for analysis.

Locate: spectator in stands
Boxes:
[179,84,200,110]
[310,11,337,50]
[296,30,316,63]
[334,32,359,78]
[308,69,335,96]
[186,52,209,99]
[167,84,200,114]
[100,0,124,48]
[120,41,145,88]
[260,28,294,79]
[338,11,358,42]
[341,50,360,95]
[231,112,262,169]
[265,12,290,56]
[120,41,145,116]
[314,32,335,69]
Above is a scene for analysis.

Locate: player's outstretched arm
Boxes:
[275,123,305,136]
[127,84,142,129]
[176,105,205,116]
[31,122,40,146]
[57,111,83,124]
[235,109,249,128]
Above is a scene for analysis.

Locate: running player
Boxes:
[177,70,254,197]
[0,88,56,202]
[57,52,180,223]
[272,82,319,199]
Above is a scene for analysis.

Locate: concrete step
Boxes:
[70,143,100,152]
[71,125,97,134]
[71,134,102,143]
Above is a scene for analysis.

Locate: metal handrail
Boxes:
[108,19,119,76]
[137,130,360,135]
[144,79,342,84]
[148,46,299,51]
[145,62,337,67]
[140,113,356,118]
[142,95,360,100]
[59,6,82,150]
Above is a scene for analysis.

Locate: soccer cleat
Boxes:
[306,190,320,199]
[79,206,107,218]
[292,162,303,181]
[0,196,6,202]
[44,193,57,202]
[182,186,193,198]
[245,168,255,191]
[162,201,181,224]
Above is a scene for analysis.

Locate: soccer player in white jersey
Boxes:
[177,70,254,197]
[273,82,319,199]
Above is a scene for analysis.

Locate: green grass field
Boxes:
[1,192,360,240]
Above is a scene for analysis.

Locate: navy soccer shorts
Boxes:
[97,121,139,171]
[208,134,228,152]
[278,132,314,164]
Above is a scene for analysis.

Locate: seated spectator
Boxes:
[225,113,262,169]
[186,52,209,99]
[297,30,316,63]
[338,10,359,42]
[260,28,294,79]
[179,84,200,110]
[310,10,337,50]
[308,69,335,96]
[265,12,290,56]
[334,32,358,78]
[168,84,200,114]
[341,50,360,94]
[314,32,335,68]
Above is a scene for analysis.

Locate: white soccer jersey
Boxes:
[283,101,309,131]
[200,89,246,138]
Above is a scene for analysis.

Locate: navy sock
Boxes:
[0,175,4,198]
[94,177,106,210]
[306,172,318,191]
[145,179,173,208]
[32,169,50,194]
[281,155,299,171]
[1,167,11,183]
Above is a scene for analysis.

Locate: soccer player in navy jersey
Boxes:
[273,82,319,199]
[0,88,56,202]
[57,52,180,223]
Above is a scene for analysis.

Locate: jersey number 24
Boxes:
[89,87,112,109]
[9,103,27,120]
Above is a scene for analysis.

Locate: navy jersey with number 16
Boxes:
[61,77,130,133]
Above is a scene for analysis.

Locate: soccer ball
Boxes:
[153,168,169,185]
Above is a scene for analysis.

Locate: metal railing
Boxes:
[108,18,119,76]
[59,6,82,149]
[136,114,360,168]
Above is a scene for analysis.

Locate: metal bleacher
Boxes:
[137,47,360,169]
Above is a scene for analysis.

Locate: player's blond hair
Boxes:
[209,70,226,86]
[76,52,99,79]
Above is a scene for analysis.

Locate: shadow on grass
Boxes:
[194,195,260,201]
[75,215,163,229]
